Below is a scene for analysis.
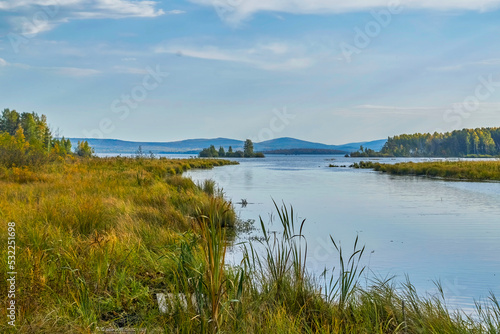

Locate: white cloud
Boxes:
[165,10,186,15]
[18,17,60,36]
[155,42,314,71]
[428,64,465,72]
[2,0,166,35]
[0,57,100,76]
[348,102,500,117]
[73,0,165,19]
[47,66,100,76]
[343,104,446,116]
[0,0,164,16]
[429,58,500,72]
[474,58,500,65]
[112,66,148,75]
[259,58,313,70]
[258,43,289,55]
[0,0,78,10]
[190,0,500,24]
[354,104,442,111]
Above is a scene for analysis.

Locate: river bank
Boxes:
[351,160,500,181]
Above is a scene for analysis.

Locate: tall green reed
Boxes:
[195,198,231,333]
[325,234,365,309]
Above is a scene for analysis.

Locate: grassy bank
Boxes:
[351,160,500,181]
[1,157,499,333]
[0,156,238,333]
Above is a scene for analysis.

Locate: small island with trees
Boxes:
[199,139,265,158]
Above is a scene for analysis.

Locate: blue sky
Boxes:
[1,0,500,144]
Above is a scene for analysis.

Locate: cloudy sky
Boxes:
[1,0,500,144]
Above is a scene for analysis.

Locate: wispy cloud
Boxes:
[0,0,165,16]
[475,58,500,65]
[189,0,500,24]
[354,104,443,111]
[47,66,100,77]
[165,10,186,15]
[429,58,500,71]
[350,102,500,116]
[155,42,314,71]
[2,0,171,35]
[345,104,446,116]
[0,57,100,76]
[71,0,166,19]
[112,66,148,75]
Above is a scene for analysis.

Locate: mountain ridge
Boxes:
[68,137,387,155]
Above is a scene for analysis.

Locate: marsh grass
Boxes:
[353,160,500,181]
[0,157,236,333]
[198,179,217,197]
[324,235,365,309]
[246,201,308,305]
[195,200,230,333]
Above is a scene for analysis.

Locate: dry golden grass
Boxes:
[353,160,500,181]
[0,157,236,333]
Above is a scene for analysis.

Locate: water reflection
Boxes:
[186,155,500,310]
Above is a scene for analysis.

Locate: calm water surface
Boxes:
[186,155,500,310]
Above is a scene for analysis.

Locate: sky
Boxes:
[1,0,500,144]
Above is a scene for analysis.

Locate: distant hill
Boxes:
[69,137,387,155]
[254,137,387,153]
[334,139,387,153]
[69,138,244,154]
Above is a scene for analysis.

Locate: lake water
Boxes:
[185,155,500,311]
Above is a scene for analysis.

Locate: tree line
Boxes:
[351,127,500,157]
[199,139,265,158]
[0,108,94,167]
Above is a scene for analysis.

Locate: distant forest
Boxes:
[351,127,500,157]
